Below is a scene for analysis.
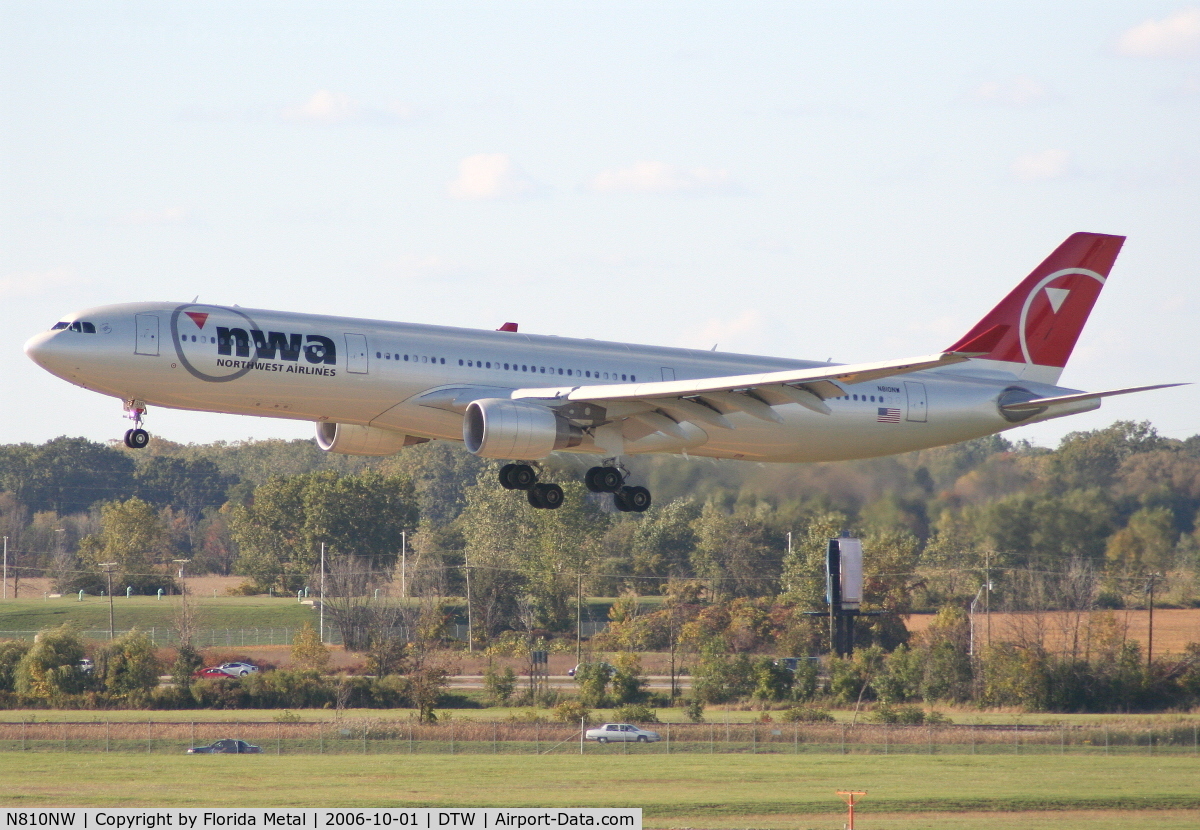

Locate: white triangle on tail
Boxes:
[1044,287,1070,313]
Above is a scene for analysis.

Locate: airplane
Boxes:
[24,232,1182,513]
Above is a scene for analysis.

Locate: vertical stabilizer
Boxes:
[945,232,1124,384]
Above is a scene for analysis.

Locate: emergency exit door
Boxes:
[904,381,927,423]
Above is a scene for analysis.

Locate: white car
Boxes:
[584,723,661,744]
[218,662,259,677]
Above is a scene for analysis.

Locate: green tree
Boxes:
[96,629,160,705]
[231,470,417,592]
[291,622,331,673]
[77,497,174,593]
[750,657,794,703]
[15,625,86,701]
[1106,506,1177,572]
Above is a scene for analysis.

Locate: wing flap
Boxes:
[510,349,975,405]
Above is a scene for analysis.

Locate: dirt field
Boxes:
[905,608,1200,657]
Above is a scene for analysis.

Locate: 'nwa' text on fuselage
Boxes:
[215,328,336,365]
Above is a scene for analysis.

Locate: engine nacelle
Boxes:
[463,398,582,460]
[315,422,426,456]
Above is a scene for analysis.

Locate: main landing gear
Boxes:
[585,464,651,513]
[498,462,651,512]
[122,400,150,449]
[499,463,564,510]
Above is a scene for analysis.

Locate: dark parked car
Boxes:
[187,739,261,754]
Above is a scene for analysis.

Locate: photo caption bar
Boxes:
[2,810,641,830]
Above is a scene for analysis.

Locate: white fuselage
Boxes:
[24,301,1095,462]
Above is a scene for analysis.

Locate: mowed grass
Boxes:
[0,595,316,634]
[0,753,1198,829]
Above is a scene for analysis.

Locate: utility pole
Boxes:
[99,563,118,639]
[576,572,582,663]
[319,542,326,645]
[1146,572,1160,669]
[2,536,6,600]
[464,562,473,653]
[400,530,407,599]
[985,550,992,648]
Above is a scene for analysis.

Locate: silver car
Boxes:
[584,723,661,744]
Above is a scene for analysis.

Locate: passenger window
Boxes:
[567,369,572,376]
[557,368,563,375]
[621,374,626,381]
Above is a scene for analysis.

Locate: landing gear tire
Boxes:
[614,485,651,513]
[585,466,624,493]
[528,482,564,510]
[500,463,537,491]
[124,428,150,449]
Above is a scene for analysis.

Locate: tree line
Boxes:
[1,420,1199,712]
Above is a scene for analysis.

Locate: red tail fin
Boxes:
[945,232,1124,382]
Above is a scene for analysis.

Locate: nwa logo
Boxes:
[171,305,338,384]
[216,327,336,365]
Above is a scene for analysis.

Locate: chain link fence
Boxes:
[0,720,1196,756]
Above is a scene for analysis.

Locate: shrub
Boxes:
[612,703,659,723]
[779,705,834,723]
[684,697,705,723]
[483,665,517,705]
[869,704,950,725]
[553,700,591,724]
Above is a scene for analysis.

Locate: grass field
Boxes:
[0,753,1197,829]
[0,595,317,634]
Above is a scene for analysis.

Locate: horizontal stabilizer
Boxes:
[999,383,1186,412]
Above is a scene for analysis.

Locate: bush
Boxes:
[483,665,517,705]
[612,703,659,723]
[779,705,835,723]
[553,700,591,724]
[869,704,951,725]
[684,697,705,723]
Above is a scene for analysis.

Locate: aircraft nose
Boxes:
[24,329,68,374]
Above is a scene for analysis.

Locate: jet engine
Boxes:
[463,398,583,459]
[315,422,425,456]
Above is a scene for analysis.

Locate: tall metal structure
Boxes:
[825,535,868,657]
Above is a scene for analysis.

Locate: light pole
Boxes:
[2,536,6,600]
[319,542,326,645]
[99,563,118,640]
[968,584,988,657]
[401,530,407,599]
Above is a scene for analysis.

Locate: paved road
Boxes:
[449,675,692,690]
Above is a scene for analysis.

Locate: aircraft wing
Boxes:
[509,345,993,431]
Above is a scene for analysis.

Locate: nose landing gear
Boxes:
[122,400,150,449]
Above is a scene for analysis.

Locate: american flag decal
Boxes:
[877,407,901,423]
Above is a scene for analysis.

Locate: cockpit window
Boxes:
[56,321,97,333]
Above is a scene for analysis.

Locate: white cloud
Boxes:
[587,160,738,195]
[969,75,1051,106]
[1012,149,1071,182]
[283,89,360,123]
[447,154,540,200]
[280,91,413,124]
[1117,8,1200,57]
[0,268,82,300]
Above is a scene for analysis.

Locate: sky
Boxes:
[2,1,1198,452]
